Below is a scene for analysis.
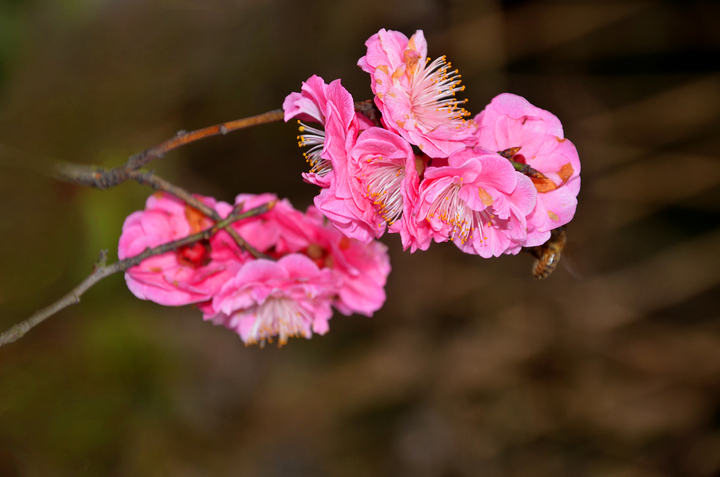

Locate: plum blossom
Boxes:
[294,206,391,317]
[118,192,247,306]
[474,93,581,244]
[283,75,372,188]
[315,126,421,243]
[354,128,433,252]
[416,148,538,257]
[284,76,388,242]
[358,28,478,158]
[194,193,391,343]
[229,193,311,256]
[228,194,392,316]
[209,254,339,346]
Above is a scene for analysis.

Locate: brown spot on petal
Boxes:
[403,50,420,76]
[532,177,559,193]
[305,243,330,269]
[324,254,335,268]
[375,78,383,85]
[185,204,211,234]
[149,267,162,273]
[548,211,560,221]
[396,120,406,128]
[305,243,324,260]
[376,65,389,75]
[556,136,567,143]
[414,157,426,177]
[558,163,574,183]
[478,188,494,206]
[408,34,418,52]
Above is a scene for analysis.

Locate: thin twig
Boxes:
[124,109,285,171]
[52,109,285,189]
[0,201,275,348]
[1,110,285,347]
[126,171,270,259]
[354,100,382,127]
[53,164,270,259]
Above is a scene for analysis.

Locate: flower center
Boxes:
[407,55,470,131]
[362,157,405,225]
[426,183,494,244]
[246,297,312,347]
[176,240,212,268]
[304,243,334,269]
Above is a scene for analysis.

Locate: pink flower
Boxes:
[474,93,581,243]
[118,192,247,306]
[353,127,433,252]
[230,193,311,255]
[297,207,391,317]
[213,194,392,318]
[238,198,392,316]
[358,29,478,158]
[283,75,372,188]
[208,254,339,346]
[285,75,428,246]
[416,149,537,257]
[316,126,420,243]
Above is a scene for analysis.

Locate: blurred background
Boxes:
[1,0,720,475]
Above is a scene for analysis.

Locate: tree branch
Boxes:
[53,165,270,259]
[0,201,275,348]
[1,109,285,347]
[52,109,285,189]
[125,171,271,259]
[125,110,285,171]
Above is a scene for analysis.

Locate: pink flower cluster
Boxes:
[118,192,390,346]
[285,29,581,257]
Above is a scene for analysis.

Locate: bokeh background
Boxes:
[1,0,720,475]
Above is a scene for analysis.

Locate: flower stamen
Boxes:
[406,55,471,131]
[362,157,406,225]
[426,183,493,244]
[246,297,313,347]
[297,120,331,176]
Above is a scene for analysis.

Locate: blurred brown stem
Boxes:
[0,201,275,348]
[53,109,284,189]
[53,165,269,259]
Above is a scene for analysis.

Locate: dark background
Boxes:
[1,0,720,475]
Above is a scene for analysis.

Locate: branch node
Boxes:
[97,249,109,268]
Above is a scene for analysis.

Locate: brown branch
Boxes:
[354,100,382,127]
[125,110,285,171]
[125,171,271,259]
[52,109,285,189]
[1,110,286,347]
[53,164,270,259]
[0,201,275,348]
[51,110,287,258]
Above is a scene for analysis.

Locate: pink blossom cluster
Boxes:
[118,192,390,346]
[285,28,581,257]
